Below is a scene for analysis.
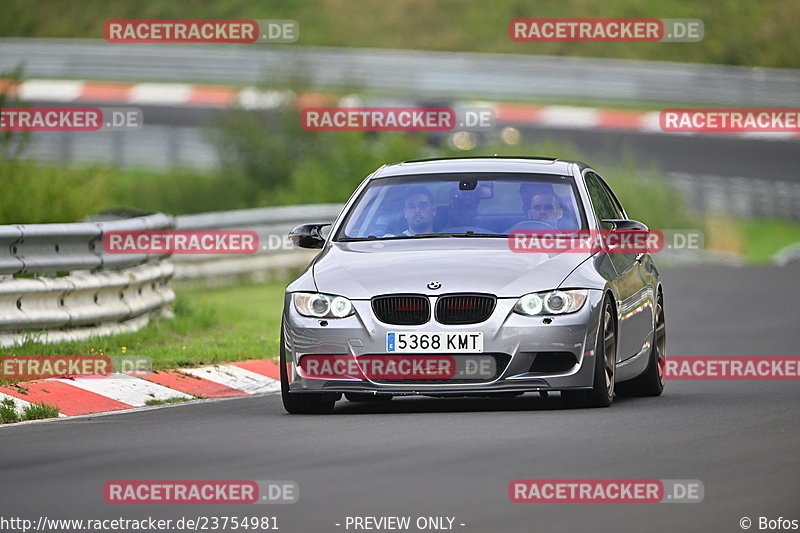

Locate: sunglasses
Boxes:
[530,203,557,211]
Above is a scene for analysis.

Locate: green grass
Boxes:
[738,219,800,263]
[0,280,288,380]
[144,396,195,406]
[0,0,797,68]
[21,401,60,420]
[0,159,113,224]
[107,166,255,215]
[8,130,798,266]
[0,397,60,424]
[0,398,19,423]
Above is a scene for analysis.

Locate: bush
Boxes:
[213,107,437,206]
[0,398,19,424]
[0,159,112,224]
[0,94,700,233]
[0,66,113,224]
[21,401,60,421]
[0,398,59,424]
[108,166,252,215]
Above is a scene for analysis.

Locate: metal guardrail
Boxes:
[0,214,176,347]
[774,243,800,266]
[663,173,800,221]
[4,39,798,221]
[0,214,174,275]
[1,39,799,106]
[14,123,800,221]
[0,206,342,347]
[2,198,796,348]
[172,204,343,282]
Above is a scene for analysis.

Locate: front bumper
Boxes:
[282,290,605,396]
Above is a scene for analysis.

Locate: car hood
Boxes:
[312,239,592,299]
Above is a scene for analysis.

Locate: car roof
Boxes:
[372,156,583,178]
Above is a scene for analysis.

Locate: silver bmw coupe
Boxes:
[281,157,666,413]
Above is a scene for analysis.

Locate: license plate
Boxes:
[386,332,484,353]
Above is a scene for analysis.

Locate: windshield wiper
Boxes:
[338,236,377,242]
[413,232,507,238]
[339,232,508,242]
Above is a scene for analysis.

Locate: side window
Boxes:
[585,172,621,225]
[596,175,626,219]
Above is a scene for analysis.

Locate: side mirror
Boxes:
[289,223,330,249]
[600,219,648,231]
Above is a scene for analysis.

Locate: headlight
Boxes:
[514,290,588,316]
[293,293,355,318]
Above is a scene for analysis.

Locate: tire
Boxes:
[345,392,393,402]
[280,325,336,414]
[617,294,665,397]
[563,295,616,408]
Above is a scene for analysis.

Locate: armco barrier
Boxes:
[0,205,343,347]
[1,39,798,106]
[171,204,343,282]
[0,214,175,347]
[7,200,780,349]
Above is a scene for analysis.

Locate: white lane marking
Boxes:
[129,83,193,105]
[0,391,281,428]
[18,80,84,101]
[639,111,663,132]
[53,375,192,407]
[182,365,281,394]
[0,392,68,418]
[237,88,292,109]
[539,106,600,129]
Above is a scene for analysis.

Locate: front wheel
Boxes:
[618,294,665,397]
[563,296,616,408]
[280,326,336,414]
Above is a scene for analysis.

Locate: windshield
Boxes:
[335,173,586,241]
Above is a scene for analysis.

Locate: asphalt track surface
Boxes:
[1,263,798,532]
[28,100,800,181]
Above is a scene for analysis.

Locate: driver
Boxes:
[526,189,564,227]
[400,186,437,235]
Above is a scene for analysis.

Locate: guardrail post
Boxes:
[168,127,181,168]
[111,130,124,167]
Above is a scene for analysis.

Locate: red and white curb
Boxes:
[0,360,280,421]
[1,78,797,141]
[0,78,319,109]
[484,101,799,141]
